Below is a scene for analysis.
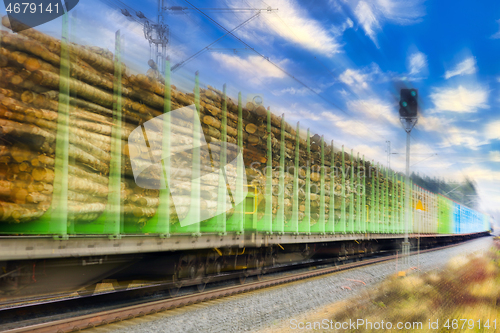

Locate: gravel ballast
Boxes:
[90,237,493,333]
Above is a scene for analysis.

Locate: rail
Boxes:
[1,239,483,333]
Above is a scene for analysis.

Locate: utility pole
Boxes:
[119,0,169,76]
[119,2,276,75]
[142,0,169,76]
[399,89,418,267]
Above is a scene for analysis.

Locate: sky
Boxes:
[2,0,500,224]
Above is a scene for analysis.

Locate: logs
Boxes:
[0,19,397,228]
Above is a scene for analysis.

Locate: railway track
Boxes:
[0,239,478,333]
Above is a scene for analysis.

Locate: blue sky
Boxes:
[3,0,500,221]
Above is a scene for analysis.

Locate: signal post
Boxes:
[399,89,418,266]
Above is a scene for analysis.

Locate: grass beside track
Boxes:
[327,237,500,332]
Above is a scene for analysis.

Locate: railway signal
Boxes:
[399,88,418,118]
[399,88,418,268]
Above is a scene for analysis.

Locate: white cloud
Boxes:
[453,166,500,182]
[320,111,374,138]
[444,57,477,79]
[485,120,500,140]
[375,0,426,25]
[281,99,400,154]
[491,19,500,39]
[339,69,370,89]
[339,89,349,97]
[411,143,437,155]
[440,127,483,150]
[271,87,309,96]
[418,115,446,132]
[419,115,490,150]
[352,0,426,47]
[429,85,489,113]
[329,0,345,12]
[210,53,287,84]
[338,63,385,90]
[44,2,154,75]
[345,18,354,29]
[408,51,427,75]
[351,144,386,162]
[421,165,500,214]
[347,99,399,126]
[331,18,354,36]
[354,1,380,46]
[475,181,500,213]
[229,0,343,56]
[490,151,500,162]
[283,106,383,140]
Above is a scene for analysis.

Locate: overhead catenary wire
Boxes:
[171,11,262,71]
[409,123,474,185]
[100,0,154,24]
[104,0,474,196]
[410,154,438,167]
[260,2,440,156]
[162,3,483,213]
[181,0,392,143]
[104,0,468,173]
[103,0,427,156]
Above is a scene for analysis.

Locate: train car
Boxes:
[437,195,454,234]
[413,185,438,234]
[0,13,490,296]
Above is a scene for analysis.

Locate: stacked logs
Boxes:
[0,17,161,223]
[0,16,401,228]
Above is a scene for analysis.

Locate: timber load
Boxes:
[0,16,403,228]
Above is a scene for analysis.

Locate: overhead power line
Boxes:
[181,0,388,143]
[171,11,262,71]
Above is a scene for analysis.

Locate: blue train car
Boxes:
[451,202,487,234]
[453,202,460,234]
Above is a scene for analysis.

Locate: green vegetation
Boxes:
[332,239,500,332]
[411,174,478,209]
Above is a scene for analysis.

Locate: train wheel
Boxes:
[197,281,207,292]
[196,262,207,292]
[252,257,263,280]
[188,264,196,280]
[253,258,261,270]
[169,284,181,297]
[169,277,182,296]
[272,256,276,267]
[213,260,222,276]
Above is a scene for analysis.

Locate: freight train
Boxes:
[0,15,490,296]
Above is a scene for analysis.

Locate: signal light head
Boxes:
[399,88,418,118]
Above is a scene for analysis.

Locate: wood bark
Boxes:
[2,16,124,76]
[0,21,398,226]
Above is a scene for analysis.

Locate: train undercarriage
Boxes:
[0,232,490,299]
